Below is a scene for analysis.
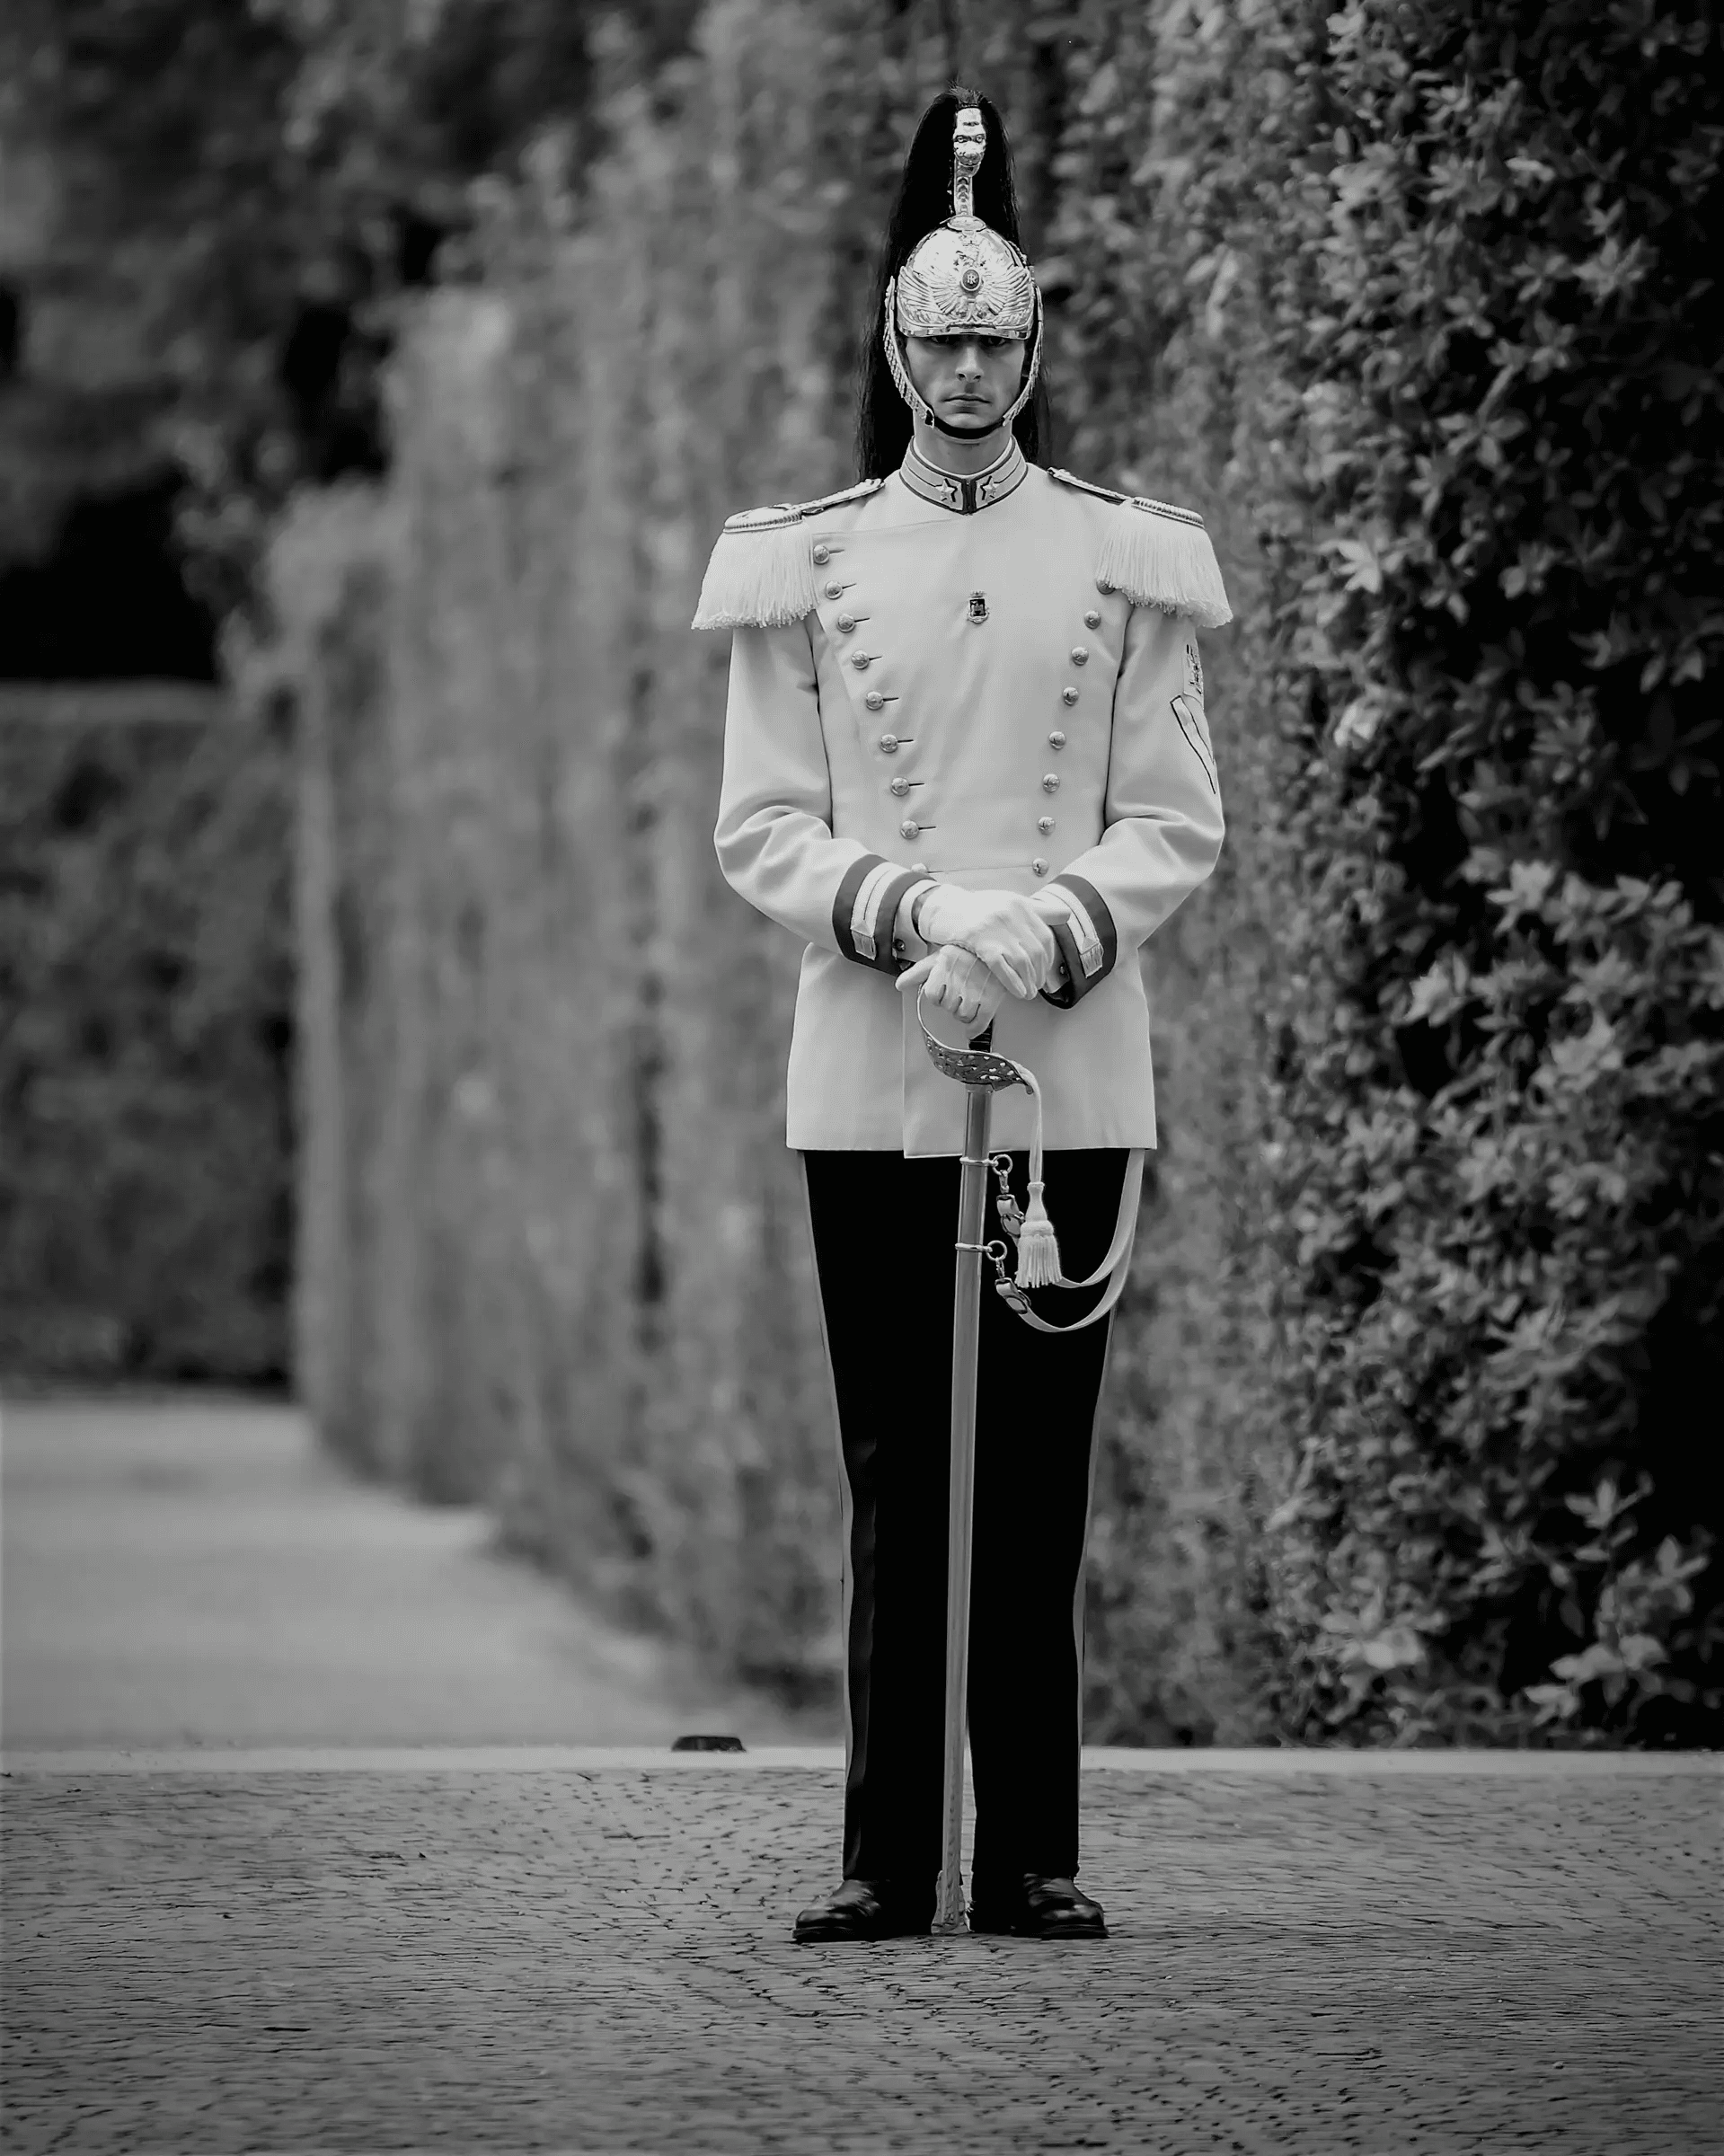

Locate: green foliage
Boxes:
[1216,0,1724,1742]
[1,0,702,607]
[3,0,307,597]
[0,694,293,1383]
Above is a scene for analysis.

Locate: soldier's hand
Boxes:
[897,946,1012,1036]
[914,886,1057,998]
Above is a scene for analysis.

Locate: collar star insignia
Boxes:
[898,437,1029,517]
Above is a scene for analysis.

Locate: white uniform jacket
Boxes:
[696,446,1230,1155]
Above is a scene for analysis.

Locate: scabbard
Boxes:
[934,1079,993,1932]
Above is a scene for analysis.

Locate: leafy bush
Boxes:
[1226,0,1724,1741]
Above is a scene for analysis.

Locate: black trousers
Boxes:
[802,1146,1129,1905]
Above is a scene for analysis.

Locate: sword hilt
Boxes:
[915,990,1028,1092]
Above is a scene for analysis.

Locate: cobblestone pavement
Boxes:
[4,1757,1719,2155]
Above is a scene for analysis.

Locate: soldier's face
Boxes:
[903,333,1027,432]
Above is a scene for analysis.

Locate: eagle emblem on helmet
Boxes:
[895,225,1037,339]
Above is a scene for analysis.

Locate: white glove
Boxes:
[1029,888,1075,985]
[896,946,1011,1035]
[914,886,1057,998]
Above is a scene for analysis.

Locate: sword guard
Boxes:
[915,991,1029,1092]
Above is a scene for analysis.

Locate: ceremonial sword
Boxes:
[917,998,1036,1933]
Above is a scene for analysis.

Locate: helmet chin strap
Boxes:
[927,411,1009,442]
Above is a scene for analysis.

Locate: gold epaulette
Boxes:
[695,480,885,631]
[1051,469,1231,628]
[721,478,885,535]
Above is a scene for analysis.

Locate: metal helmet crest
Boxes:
[884,105,1043,432]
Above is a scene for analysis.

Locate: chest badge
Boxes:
[968,591,989,624]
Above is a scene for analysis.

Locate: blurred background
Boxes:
[1,0,1718,1752]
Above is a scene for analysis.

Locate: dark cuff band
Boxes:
[1039,872,1118,1007]
[833,855,922,974]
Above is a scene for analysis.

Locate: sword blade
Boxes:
[935,1079,992,1932]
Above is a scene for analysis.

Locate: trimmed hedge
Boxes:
[0,687,293,1383]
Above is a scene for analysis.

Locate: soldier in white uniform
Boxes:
[695,91,1229,1942]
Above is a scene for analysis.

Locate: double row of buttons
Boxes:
[821,545,1109,875]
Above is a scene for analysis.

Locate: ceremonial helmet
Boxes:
[860,92,1047,471]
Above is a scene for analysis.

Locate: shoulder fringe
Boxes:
[691,480,883,632]
[692,513,818,631]
[1095,497,1233,629]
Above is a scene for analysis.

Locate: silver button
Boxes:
[1062,685,1080,706]
[812,543,831,565]
[851,651,871,671]
[1042,773,1061,794]
[1071,645,1089,666]
[864,691,885,711]
[879,732,899,753]
[836,613,857,632]
[1084,608,1101,630]
[1048,729,1066,749]
[899,818,920,840]
[825,581,844,599]
[890,777,911,798]
[1038,816,1055,835]
[1094,576,1110,593]
[1032,858,1049,877]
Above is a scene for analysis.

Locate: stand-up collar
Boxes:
[898,437,1028,516]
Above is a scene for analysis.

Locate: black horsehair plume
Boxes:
[856,87,1052,479]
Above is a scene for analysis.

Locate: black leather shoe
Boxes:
[792,1878,933,1944]
[969,1874,1109,1940]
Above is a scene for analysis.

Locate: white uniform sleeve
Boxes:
[712,622,924,971]
[1039,605,1224,1006]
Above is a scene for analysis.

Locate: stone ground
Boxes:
[3,1398,1720,2155]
